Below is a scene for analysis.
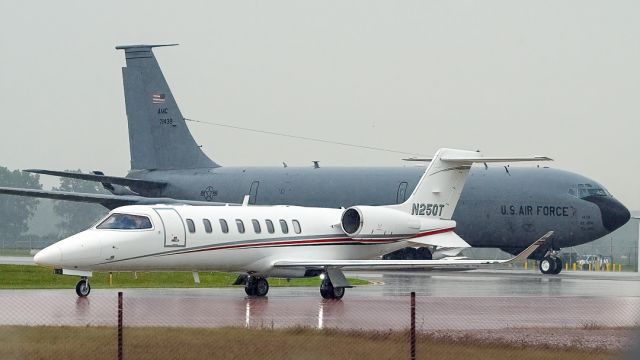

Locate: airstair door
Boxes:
[155,208,186,247]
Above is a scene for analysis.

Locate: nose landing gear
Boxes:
[75,277,91,297]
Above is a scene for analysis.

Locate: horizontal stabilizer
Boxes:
[402,156,551,163]
[273,231,553,270]
[440,156,552,163]
[23,169,166,190]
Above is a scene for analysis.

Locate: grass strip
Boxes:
[0,264,368,289]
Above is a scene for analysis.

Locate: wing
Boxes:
[273,231,552,270]
[0,186,229,209]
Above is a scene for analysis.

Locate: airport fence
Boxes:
[0,287,638,360]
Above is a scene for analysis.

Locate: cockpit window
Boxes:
[97,213,152,230]
[568,184,610,199]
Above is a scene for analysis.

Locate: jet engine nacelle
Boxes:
[341,206,421,239]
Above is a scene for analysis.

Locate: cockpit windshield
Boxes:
[97,213,152,230]
[568,184,610,199]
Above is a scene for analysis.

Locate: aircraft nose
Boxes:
[34,245,62,266]
[583,196,631,232]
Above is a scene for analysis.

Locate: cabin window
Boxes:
[265,220,275,234]
[219,219,229,233]
[97,213,152,230]
[292,219,302,234]
[203,219,212,233]
[236,219,245,233]
[279,219,289,234]
[252,219,261,233]
[186,219,196,233]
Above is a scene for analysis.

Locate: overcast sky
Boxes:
[0,1,637,209]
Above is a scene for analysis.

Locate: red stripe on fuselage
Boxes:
[169,227,455,256]
[409,227,455,239]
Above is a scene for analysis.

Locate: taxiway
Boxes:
[0,270,638,331]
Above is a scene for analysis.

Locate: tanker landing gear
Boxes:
[245,275,269,297]
[75,277,91,297]
[539,251,563,275]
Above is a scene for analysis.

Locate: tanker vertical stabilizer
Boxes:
[116,44,218,171]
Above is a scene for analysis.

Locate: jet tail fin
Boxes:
[390,148,551,220]
[116,44,219,170]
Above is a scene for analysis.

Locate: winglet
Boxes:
[505,231,553,264]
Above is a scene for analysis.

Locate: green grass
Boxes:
[0,326,620,360]
[0,264,368,289]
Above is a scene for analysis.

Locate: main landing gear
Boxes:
[320,276,345,300]
[75,277,91,297]
[539,252,563,275]
[245,276,269,297]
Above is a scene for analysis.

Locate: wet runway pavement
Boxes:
[0,256,34,265]
[1,270,639,331]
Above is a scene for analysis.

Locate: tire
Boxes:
[75,279,91,297]
[539,256,556,275]
[255,278,269,297]
[245,277,256,296]
[552,257,563,274]
[332,287,345,300]
[320,278,334,299]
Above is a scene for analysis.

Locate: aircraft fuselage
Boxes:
[127,165,628,256]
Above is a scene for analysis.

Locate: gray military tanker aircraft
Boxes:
[0,44,630,275]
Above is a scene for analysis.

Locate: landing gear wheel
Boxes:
[244,276,257,296]
[320,278,345,300]
[320,282,331,299]
[255,278,269,297]
[539,256,557,275]
[332,286,345,300]
[245,276,269,297]
[75,278,91,297]
[551,257,563,274]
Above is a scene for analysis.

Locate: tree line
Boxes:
[0,167,108,250]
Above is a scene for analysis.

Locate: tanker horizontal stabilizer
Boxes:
[23,169,166,190]
[0,186,230,210]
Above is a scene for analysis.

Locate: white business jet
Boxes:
[34,148,552,299]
